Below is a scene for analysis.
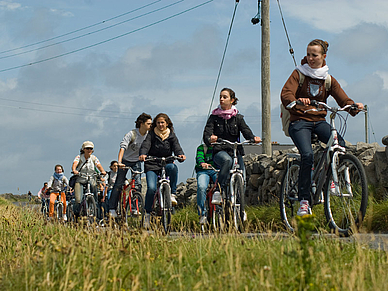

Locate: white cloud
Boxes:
[331,23,388,64]
[374,71,388,90]
[0,0,22,11]
[282,0,388,33]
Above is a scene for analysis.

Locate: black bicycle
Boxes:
[279,101,368,237]
[142,156,182,234]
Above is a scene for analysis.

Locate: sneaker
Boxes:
[109,209,117,218]
[143,213,151,229]
[199,215,207,225]
[63,214,68,222]
[211,191,222,205]
[297,200,312,216]
[243,211,247,222]
[171,194,177,206]
[132,209,141,216]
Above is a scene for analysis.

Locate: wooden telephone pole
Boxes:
[261,0,271,156]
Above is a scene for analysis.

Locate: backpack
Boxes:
[280,70,331,137]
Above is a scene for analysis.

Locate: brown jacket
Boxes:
[281,69,355,122]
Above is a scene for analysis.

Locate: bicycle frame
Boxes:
[287,101,362,204]
[153,160,170,213]
[120,166,143,215]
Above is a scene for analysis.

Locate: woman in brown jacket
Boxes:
[280,39,363,216]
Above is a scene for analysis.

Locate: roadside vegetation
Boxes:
[1,195,388,290]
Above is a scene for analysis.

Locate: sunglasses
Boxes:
[85,147,93,150]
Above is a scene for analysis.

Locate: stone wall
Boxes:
[176,141,388,207]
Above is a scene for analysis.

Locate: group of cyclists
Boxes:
[37,38,364,229]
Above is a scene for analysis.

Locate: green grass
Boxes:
[1,202,388,290]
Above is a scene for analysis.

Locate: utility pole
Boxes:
[365,105,368,143]
[261,0,271,156]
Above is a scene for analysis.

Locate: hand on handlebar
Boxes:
[210,134,218,143]
[177,155,186,162]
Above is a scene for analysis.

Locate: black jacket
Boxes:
[139,129,184,172]
[203,113,255,157]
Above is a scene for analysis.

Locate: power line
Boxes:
[206,1,239,117]
[0,0,184,60]
[0,0,162,56]
[0,100,269,121]
[0,0,213,73]
[276,0,296,66]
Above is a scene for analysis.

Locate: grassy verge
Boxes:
[1,201,388,290]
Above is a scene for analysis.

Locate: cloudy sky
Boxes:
[1,0,387,195]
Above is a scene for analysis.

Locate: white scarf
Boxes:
[296,63,329,80]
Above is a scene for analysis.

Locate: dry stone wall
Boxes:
[176,140,388,207]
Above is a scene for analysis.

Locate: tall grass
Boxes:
[1,198,388,290]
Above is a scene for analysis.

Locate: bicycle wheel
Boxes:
[56,203,63,221]
[230,174,246,232]
[324,153,368,237]
[42,204,48,220]
[86,195,97,224]
[279,159,300,232]
[211,202,225,232]
[66,202,75,223]
[126,192,144,229]
[160,183,172,234]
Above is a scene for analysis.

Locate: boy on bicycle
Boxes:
[195,144,218,225]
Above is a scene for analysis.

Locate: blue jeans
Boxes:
[289,119,345,202]
[196,169,218,216]
[109,161,142,211]
[213,151,245,190]
[144,163,178,213]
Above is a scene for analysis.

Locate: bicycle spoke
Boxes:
[279,160,300,232]
[324,154,368,237]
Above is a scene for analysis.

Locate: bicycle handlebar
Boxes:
[72,172,101,179]
[212,138,258,146]
[287,100,366,114]
[144,155,184,163]
[120,166,144,175]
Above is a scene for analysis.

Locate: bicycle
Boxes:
[41,197,49,220]
[108,166,144,229]
[279,100,368,237]
[52,191,65,221]
[212,139,258,232]
[66,189,76,223]
[76,172,99,225]
[199,165,223,232]
[142,156,182,234]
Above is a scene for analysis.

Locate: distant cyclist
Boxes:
[71,141,106,217]
[139,113,186,228]
[108,113,152,218]
[47,164,69,220]
[281,39,364,216]
[203,88,261,204]
[101,160,118,216]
